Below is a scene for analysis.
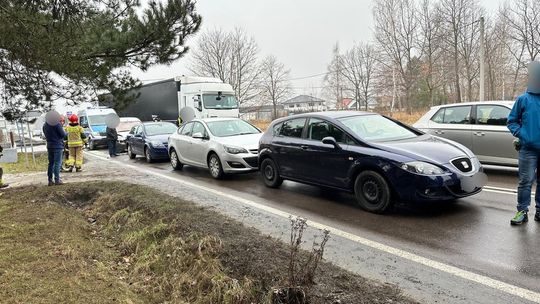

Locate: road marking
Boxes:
[484,186,535,196]
[86,151,540,303]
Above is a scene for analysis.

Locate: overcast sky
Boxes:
[131,0,505,97]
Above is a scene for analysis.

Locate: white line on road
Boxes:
[87,151,540,303]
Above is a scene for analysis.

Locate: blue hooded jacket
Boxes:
[507,92,540,150]
[43,122,66,150]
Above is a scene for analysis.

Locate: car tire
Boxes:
[261,158,283,188]
[170,149,183,170]
[354,170,393,214]
[145,147,153,163]
[208,153,224,179]
[127,144,136,159]
[88,140,96,150]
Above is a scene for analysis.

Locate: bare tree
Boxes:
[323,43,345,110]
[259,55,291,119]
[374,0,419,112]
[189,28,260,105]
[418,0,444,106]
[501,0,540,62]
[340,43,378,111]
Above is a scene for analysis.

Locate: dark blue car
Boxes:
[259,112,486,213]
[126,122,178,163]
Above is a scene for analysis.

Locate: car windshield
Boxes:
[88,115,107,125]
[206,120,260,137]
[117,121,140,132]
[144,122,177,136]
[203,94,239,109]
[338,114,418,142]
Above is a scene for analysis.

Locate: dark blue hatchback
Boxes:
[259,111,486,213]
[126,122,177,163]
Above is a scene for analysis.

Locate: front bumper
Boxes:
[148,145,170,160]
[391,168,486,203]
[221,152,259,174]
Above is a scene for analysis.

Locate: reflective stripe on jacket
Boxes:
[65,125,85,147]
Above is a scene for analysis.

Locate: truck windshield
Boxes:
[203,94,239,109]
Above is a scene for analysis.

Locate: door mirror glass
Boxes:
[194,95,202,111]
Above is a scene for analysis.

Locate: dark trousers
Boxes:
[107,139,117,156]
[47,148,63,182]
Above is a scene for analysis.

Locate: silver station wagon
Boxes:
[414,101,517,166]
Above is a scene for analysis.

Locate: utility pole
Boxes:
[479,16,485,102]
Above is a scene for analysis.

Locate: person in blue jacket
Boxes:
[43,111,67,186]
[507,61,540,225]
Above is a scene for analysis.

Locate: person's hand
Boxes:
[513,138,521,151]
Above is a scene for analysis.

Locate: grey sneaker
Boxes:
[54,180,64,186]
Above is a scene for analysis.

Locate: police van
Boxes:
[77,107,117,150]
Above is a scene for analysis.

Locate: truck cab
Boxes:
[176,76,239,122]
[78,107,117,150]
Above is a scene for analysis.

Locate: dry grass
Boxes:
[0,182,417,304]
[2,152,49,174]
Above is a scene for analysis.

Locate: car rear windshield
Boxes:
[117,121,140,132]
[144,122,177,136]
[338,115,418,142]
[206,120,260,137]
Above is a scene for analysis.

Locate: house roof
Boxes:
[282,95,326,105]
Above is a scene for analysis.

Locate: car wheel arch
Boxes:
[349,161,393,190]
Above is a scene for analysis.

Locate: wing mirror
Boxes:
[192,132,208,140]
[322,136,340,149]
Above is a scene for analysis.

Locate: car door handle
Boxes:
[474,132,485,136]
[434,130,445,135]
[300,145,309,150]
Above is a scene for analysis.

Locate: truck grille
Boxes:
[451,157,473,173]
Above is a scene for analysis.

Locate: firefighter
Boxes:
[64,114,87,172]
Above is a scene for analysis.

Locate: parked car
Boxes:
[126,121,177,162]
[117,117,142,152]
[168,118,262,179]
[259,111,486,213]
[413,101,517,166]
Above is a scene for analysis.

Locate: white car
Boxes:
[168,118,262,179]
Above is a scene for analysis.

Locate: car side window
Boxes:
[272,122,283,135]
[431,109,445,123]
[307,118,352,144]
[476,105,510,126]
[134,126,142,135]
[180,122,193,136]
[280,118,307,138]
[434,106,471,124]
[191,122,207,137]
[129,126,136,134]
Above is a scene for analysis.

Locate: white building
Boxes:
[282,95,327,114]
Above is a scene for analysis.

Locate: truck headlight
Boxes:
[401,161,446,175]
[224,145,248,154]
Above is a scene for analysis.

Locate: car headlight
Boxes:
[400,161,446,175]
[224,145,248,154]
[150,140,164,147]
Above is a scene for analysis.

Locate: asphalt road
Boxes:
[87,150,538,303]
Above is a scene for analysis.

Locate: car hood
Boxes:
[372,134,473,164]
[213,133,262,150]
[146,134,170,143]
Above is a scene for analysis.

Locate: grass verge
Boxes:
[2,152,48,174]
[0,181,417,304]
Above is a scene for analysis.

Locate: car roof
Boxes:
[270,111,376,125]
[430,100,514,109]
[119,117,140,122]
[194,117,242,122]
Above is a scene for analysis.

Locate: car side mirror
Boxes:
[196,101,203,112]
[322,136,340,149]
[192,132,206,139]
